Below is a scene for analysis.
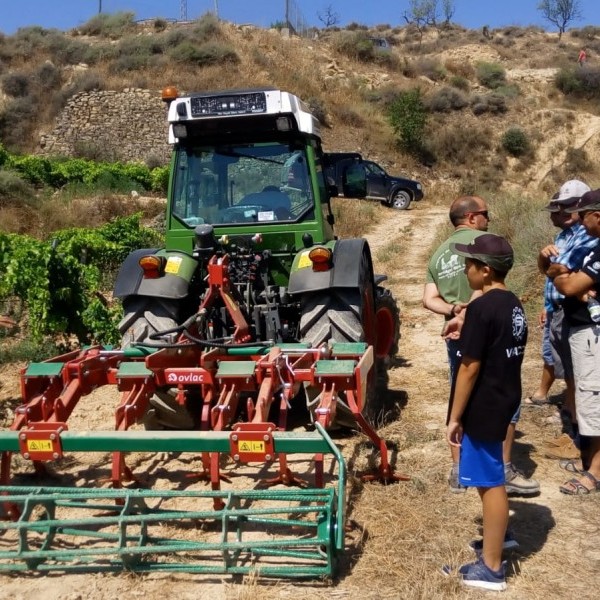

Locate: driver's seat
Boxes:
[238,188,291,213]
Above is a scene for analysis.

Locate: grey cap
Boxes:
[451,233,514,274]
[555,179,590,204]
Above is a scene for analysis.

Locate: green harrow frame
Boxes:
[0,424,344,577]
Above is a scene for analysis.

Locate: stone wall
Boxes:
[40,88,171,163]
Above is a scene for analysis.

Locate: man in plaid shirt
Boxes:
[536,181,599,453]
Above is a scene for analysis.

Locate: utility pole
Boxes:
[98,0,102,13]
[214,1,219,18]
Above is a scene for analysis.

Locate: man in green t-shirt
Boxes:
[423,196,539,498]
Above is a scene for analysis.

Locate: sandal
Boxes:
[559,458,584,473]
[523,395,551,407]
[559,471,600,495]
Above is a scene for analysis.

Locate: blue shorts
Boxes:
[459,433,504,488]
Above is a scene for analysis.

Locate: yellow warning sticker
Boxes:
[238,441,265,453]
[297,252,312,269]
[165,256,183,274]
[26,440,53,453]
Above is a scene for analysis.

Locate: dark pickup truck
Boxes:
[324,152,424,210]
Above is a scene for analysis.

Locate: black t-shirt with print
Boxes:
[448,289,528,442]
[563,245,600,326]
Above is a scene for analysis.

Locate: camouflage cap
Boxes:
[451,233,514,274]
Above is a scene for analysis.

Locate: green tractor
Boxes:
[115,86,400,429]
[0,87,403,577]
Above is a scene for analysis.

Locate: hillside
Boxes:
[1,14,600,205]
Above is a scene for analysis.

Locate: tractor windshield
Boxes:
[172,143,315,226]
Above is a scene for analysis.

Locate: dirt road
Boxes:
[0,203,598,599]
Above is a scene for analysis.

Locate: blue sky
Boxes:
[1,1,599,35]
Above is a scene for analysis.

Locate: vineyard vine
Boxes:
[0,214,163,344]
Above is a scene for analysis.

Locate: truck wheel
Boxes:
[390,189,412,210]
[299,262,380,427]
[119,297,196,430]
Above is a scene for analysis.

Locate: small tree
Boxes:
[403,0,438,45]
[404,0,455,42]
[389,88,427,153]
[537,0,582,39]
[317,4,340,28]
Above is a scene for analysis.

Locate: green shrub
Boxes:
[414,58,446,82]
[193,13,222,41]
[426,87,469,112]
[34,62,62,88]
[427,123,492,164]
[471,93,507,115]
[564,147,594,174]
[109,54,155,73]
[555,66,600,99]
[78,12,136,39]
[1,72,29,97]
[153,18,168,32]
[449,75,470,91]
[169,41,238,66]
[0,168,36,206]
[150,166,169,193]
[476,62,506,89]
[501,127,531,157]
[331,31,379,62]
[0,96,38,150]
[388,89,427,153]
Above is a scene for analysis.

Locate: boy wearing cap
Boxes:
[446,233,528,591]
[549,189,600,495]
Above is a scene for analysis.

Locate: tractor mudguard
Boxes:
[288,238,372,295]
[113,248,198,300]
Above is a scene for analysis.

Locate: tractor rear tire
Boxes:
[119,297,195,430]
[300,282,379,428]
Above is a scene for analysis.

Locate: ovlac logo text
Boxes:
[166,370,206,384]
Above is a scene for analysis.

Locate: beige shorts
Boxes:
[568,324,600,436]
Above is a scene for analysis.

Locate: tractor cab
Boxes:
[162,87,365,253]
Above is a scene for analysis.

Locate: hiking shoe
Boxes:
[469,531,519,554]
[448,464,467,494]
[458,557,507,591]
[504,465,540,495]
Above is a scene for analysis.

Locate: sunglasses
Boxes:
[465,210,489,219]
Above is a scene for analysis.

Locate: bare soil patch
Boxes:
[0,202,598,599]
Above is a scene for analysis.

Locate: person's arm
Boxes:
[422,282,463,318]
[553,270,595,297]
[537,243,560,274]
[446,356,481,447]
[441,289,482,340]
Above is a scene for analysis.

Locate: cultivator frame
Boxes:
[0,339,405,575]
